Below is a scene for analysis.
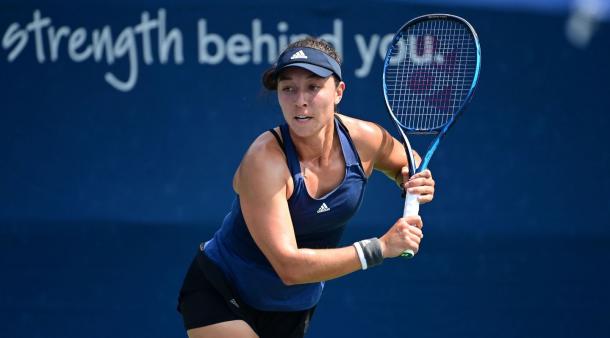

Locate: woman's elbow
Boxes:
[273,256,305,286]
[278,272,299,286]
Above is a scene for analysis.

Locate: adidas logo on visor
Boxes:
[290,50,308,60]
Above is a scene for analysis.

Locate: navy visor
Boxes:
[275,47,342,80]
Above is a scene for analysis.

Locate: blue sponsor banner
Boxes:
[0,4,455,224]
[1,2,610,233]
[1,2,609,338]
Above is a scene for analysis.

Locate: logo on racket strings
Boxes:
[389,35,463,114]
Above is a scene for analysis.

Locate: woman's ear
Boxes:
[335,81,346,104]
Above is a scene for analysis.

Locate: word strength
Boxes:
[2,9,394,92]
[2,9,185,92]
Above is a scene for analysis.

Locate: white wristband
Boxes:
[353,241,368,270]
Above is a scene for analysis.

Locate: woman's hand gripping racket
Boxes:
[382,14,481,258]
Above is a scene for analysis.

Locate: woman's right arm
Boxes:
[234,133,423,285]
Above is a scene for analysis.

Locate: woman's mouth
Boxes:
[295,115,312,121]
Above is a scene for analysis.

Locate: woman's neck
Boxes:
[290,119,337,166]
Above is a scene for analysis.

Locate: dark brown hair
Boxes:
[262,37,342,90]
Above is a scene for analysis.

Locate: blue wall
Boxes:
[1,1,609,338]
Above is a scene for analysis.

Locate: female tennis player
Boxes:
[177,37,435,338]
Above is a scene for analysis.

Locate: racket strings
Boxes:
[385,19,477,131]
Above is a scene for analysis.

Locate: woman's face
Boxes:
[277,67,344,138]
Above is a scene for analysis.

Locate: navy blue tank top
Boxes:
[203,116,367,311]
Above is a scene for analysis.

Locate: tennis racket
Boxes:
[382,14,481,258]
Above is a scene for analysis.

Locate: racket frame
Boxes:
[382,13,482,258]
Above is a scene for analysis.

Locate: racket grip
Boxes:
[403,192,420,216]
[401,192,420,259]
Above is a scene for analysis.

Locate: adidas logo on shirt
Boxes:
[316,203,331,214]
[290,50,308,60]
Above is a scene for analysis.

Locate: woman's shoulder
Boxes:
[245,128,285,159]
[335,113,393,176]
[336,113,385,148]
[233,128,290,193]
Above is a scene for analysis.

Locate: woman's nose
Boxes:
[294,90,308,107]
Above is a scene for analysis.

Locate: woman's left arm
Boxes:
[338,114,435,204]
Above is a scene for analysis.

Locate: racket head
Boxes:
[383,14,481,135]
